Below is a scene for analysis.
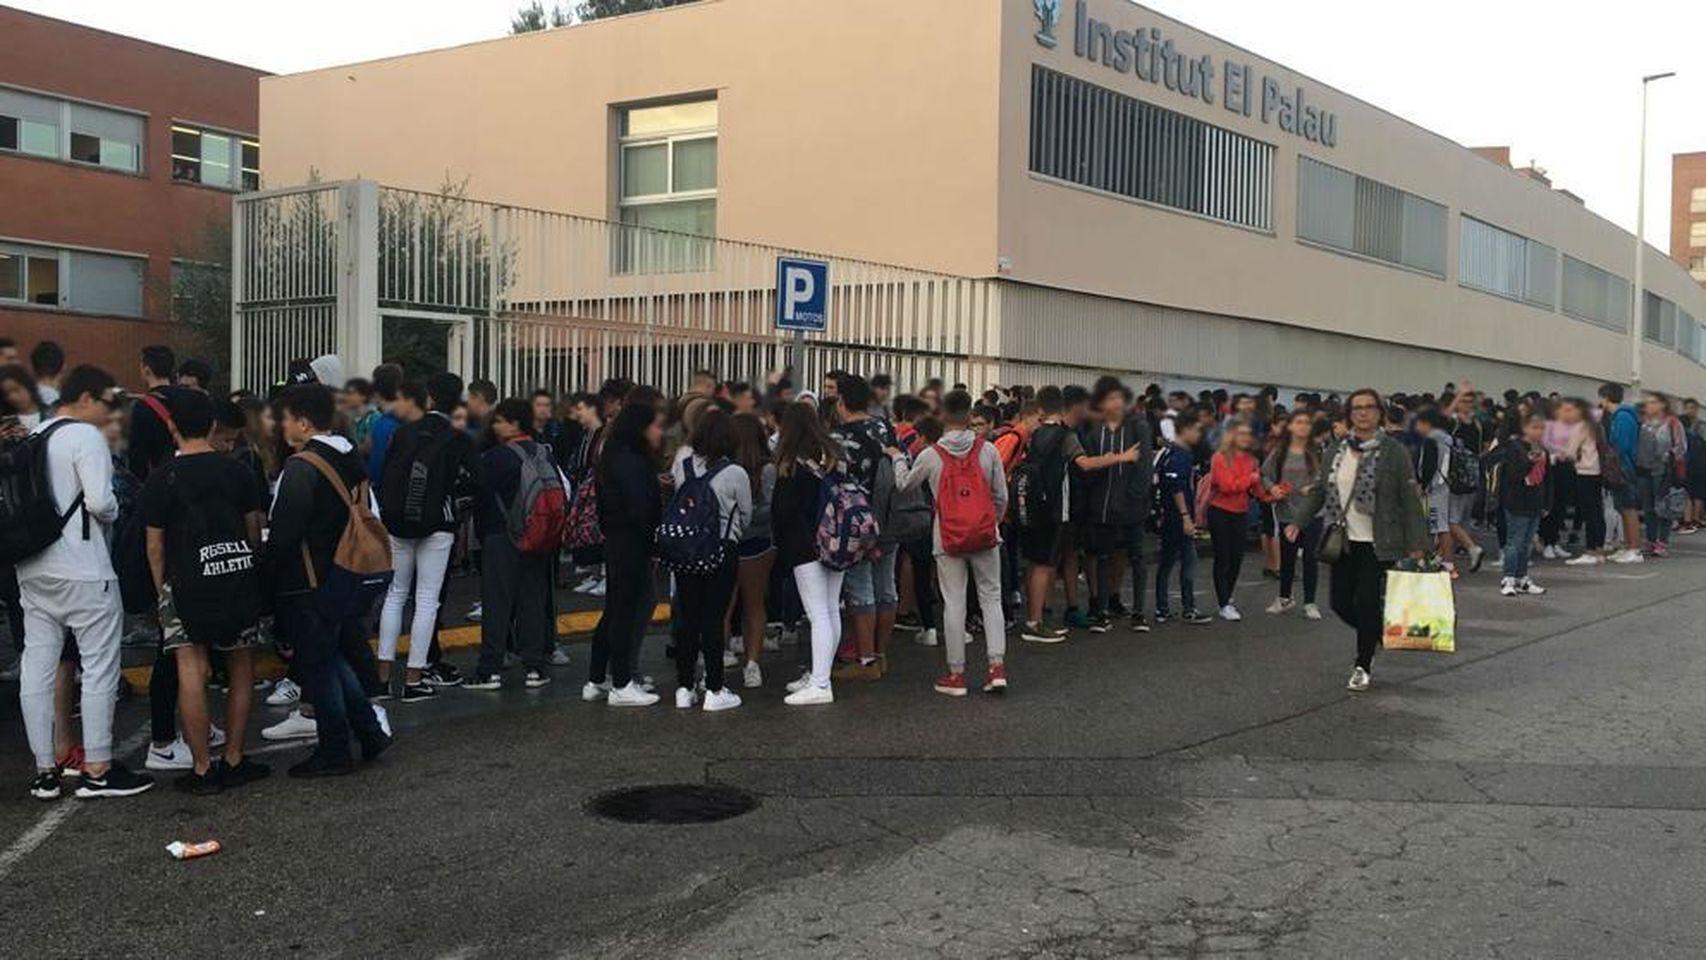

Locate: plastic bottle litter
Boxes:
[166,840,222,861]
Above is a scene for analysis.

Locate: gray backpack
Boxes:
[874,455,932,546]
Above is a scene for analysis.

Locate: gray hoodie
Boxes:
[890,429,1009,555]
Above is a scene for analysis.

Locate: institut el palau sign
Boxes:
[1034,0,1339,148]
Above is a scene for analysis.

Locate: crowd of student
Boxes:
[2,331,1703,802]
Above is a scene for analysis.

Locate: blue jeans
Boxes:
[1501,511,1540,580]
[280,594,383,763]
[1637,473,1673,545]
[1153,520,1198,615]
[842,549,898,615]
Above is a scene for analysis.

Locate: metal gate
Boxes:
[231,180,1003,395]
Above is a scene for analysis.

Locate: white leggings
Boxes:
[378,531,455,670]
[792,561,845,689]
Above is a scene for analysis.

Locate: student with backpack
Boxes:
[887,390,1011,696]
[773,401,856,706]
[1080,380,1153,634]
[267,384,393,778]
[1490,412,1552,596]
[1152,417,1211,626]
[465,399,567,692]
[660,409,750,711]
[376,377,480,702]
[140,389,270,794]
[9,365,157,800]
[828,375,899,681]
[728,412,778,688]
[587,399,665,707]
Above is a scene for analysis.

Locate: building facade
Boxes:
[256,0,1706,396]
[1673,151,1706,288]
[0,7,265,384]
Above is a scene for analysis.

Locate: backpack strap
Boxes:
[290,447,361,588]
[34,419,90,540]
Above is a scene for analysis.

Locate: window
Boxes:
[1459,216,1556,308]
[1693,186,1706,215]
[172,124,258,190]
[1028,66,1275,231]
[0,86,142,171]
[1691,220,1706,248]
[1298,156,1446,276]
[0,242,144,317]
[1561,256,1630,331]
[616,99,717,272]
[1691,254,1706,280]
[1644,291,1680,348]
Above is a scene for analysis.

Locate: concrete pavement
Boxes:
[2,536,1705,958]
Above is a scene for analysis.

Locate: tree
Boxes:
[575,0,699,21]
[511,1,571,34]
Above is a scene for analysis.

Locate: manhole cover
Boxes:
[586,784,760,824]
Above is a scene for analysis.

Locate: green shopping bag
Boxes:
[1382,569,1455,653]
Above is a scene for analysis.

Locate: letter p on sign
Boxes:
[775,256,829,333]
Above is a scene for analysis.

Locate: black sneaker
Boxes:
[524,669,552,689]
[29,771,61,801]
[463,672,503,691]
[893,613,923,633]
[400,682,437,703]
[175,769,224,796]
[287,752,355,779]
[1153,611,1171,625]
[1088,613,1112,634]
[1181,610,1213,626]
[218,758,272,789]
[359,731,393,763]
[1131,613,1151,633]
[1107,598,1129,618]
[423,662,464,688]
[75,763,155,799]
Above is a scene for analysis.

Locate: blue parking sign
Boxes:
[775,257,829,333]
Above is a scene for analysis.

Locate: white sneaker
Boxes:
[783,683,834,706]
[145,738,194,771]
[1218,605,1242,622]
[586,578,607,597]
[372,703,392,738]
[1541,544,1564,560]
[208,724,226,749]
[784,671,815,694]
[721,650,740,668]
[1467,544,1486,571]
[1564,553,1602,566]
[1347,667,1370,692]
[573,578,596,594]
[1611,549,1645,564]
[1500,577,1519,597]
[763,624,783,652]
[551,646,574,666]
[702,688,742,712]
[607,682,659,707]
[1265,597,1294,615]
[261,709,318,741]
[916,628,939,647]
[675,686,698,709]
[465,601,483,622]
[743,660,763,689]
[1518,578,1546,596]
[265,677,302,706]
[1303,603,1322,620]
[582,680,611,702]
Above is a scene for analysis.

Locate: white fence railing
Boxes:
[232,180,1002,396]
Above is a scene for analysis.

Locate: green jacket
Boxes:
[1292,433,1429,562]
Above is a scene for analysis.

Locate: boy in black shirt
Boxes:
[142,390,269,793]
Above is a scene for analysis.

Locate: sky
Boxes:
[10,0,1703,247]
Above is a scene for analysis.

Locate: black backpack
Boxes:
[0,420,88,566]
[1012,425,1065,531]
[378,417,461,539]
[160,466,261,633]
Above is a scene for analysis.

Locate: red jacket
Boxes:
[1206,451,1282,515]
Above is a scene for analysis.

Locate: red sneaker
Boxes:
[932,672,968,697]
[982,663,1008,694]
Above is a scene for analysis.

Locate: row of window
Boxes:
[0,242,145,317]
[1645,291,1700,359]
[1459,216,1557,310]
[1296,156,1447,277]
[0,84,258,190]
[1028,66,1274,231]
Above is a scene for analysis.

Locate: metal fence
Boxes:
[232,180,1002,396]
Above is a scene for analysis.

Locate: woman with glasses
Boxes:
[1286,389,1428,692]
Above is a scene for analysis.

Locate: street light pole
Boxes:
[1632,71,1676,391]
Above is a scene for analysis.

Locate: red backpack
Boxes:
[498,441,570,556]
[934,439,999,556]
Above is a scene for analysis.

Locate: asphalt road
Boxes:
[3,537,1706,959]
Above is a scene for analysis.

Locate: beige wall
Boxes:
[996,0,1706,396]
[260,0,1002,277]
